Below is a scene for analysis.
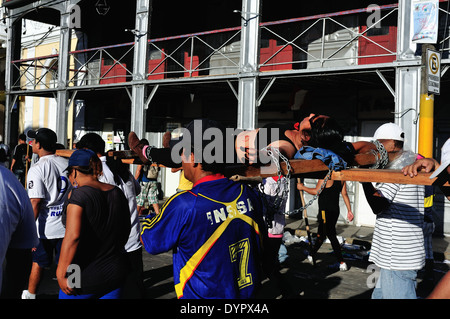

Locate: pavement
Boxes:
[29,214,450,301]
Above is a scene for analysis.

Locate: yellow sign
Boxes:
[427,49,440,94]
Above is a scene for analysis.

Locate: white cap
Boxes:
[430,138,450,179]
[373,123,405,142]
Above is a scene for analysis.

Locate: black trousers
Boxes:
[313,209,343,263]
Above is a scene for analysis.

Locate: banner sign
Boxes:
[412,0,439,43]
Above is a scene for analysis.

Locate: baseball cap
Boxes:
[27,128,57,151]
[67,149,96,169]
[373,123,405,142]
[430,138,450,179]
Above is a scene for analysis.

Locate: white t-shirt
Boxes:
[99,156,142,252]
[261,176,287,237]
[369,182,425,271]
[0,167,38,293]
[27,154,70,239]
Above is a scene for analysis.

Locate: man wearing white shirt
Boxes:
[22,128,70,299]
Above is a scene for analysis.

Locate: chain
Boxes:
[284,167,333,216]
[256,146,336,217]
[370,140,389,169]
[259,146,292,207]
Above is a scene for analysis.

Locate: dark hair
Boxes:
[308,116,343,150]
[201,161,225,175]
[67,155,103,177]
[19,133,26,141]
[106,156,131,185]
[183,144,226,175]
[394,140,404,149]
[308,116,358,163]
[77,133,105,155]
[76,132,131,184]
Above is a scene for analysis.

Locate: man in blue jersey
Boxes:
[134,119,266,299]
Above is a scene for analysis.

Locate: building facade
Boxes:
[2,0,450,232]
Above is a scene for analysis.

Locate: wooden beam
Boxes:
[56,149,449,186]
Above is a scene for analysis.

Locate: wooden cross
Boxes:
[55,149,450,187]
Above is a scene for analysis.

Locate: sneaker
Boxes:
[307,255,314,264]
[21,290,36,299]
[339,262,348,271]
[128,132,151,164]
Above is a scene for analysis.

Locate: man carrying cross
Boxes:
[402,137,450,299]
[362,123,425,299]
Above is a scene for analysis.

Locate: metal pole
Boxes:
[56,2,72,147]
[130,0,151,136]
[4,8,24,146]
[4,12,15,146]
[237,0,261,130]
[419,44,435,158]
[395,0,421,152]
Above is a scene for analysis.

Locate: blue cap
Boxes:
[67,149,96,168]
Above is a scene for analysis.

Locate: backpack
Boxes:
[146,165,159,179]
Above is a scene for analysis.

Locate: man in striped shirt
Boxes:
[402,137,450,298]
[362,123,425,299]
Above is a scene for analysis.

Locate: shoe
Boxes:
[162,131,171,148]
[339,262,348,271]
[21,290,36,299]
[307,255,314,264]
[128,132,151,164]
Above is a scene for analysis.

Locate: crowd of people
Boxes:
[1,115,450,300]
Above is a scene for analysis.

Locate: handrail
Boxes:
[12,3,400,64]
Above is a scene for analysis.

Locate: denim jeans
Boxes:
[13,169,25,186]
[372,268,418,299]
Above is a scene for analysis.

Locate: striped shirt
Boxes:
[369,182,425,271]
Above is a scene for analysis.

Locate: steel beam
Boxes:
[237,0,261,130]
[4,12,18,145]
[130,0,151,136]
[55,2,72,146]
[394,0,421,153]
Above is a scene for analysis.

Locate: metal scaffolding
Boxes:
[3,0,450,152]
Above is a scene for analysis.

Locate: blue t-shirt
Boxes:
[140,175,266,299]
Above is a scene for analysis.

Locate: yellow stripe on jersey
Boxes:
[424,194,434,208]
[174,185,262,298]
[140,190,188,234]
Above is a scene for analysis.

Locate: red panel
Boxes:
[358,26,397,65]
[260,39,293,71]
[100,59,127,84]
[184,52,199,77]
[148,49,166,80]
